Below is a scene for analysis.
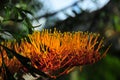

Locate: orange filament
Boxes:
[0,29,110,78]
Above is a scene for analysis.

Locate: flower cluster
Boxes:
[0,29,110,78]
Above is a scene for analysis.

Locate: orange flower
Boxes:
[0,29,110,78]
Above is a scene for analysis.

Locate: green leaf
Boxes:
[24,17,33,34]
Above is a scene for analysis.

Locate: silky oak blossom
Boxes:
[0,29,110,79]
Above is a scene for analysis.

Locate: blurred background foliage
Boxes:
[0,0,38,41]
[0,0,120,80]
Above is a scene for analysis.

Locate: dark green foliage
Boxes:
[0,0,35,41]
[0,0,9,10]
[79,55,120,80]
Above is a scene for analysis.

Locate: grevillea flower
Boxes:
[0,29,110,79]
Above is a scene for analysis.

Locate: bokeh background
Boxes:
[0,0,120,80]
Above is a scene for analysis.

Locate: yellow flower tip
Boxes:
[0,29,110,78]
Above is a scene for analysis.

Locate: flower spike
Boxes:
[0,29,110,78]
